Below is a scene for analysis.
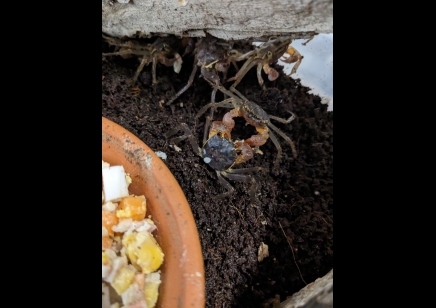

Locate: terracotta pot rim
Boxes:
[102,117,205,308]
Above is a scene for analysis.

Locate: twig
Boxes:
[278,221,307,285]
[230,204,246,225]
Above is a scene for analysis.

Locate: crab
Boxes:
[226,36,303,96]
[165,34,242,106]
[197,80,298,170]
[102,34,184,85]
[165,120,262,203]
[166,34,243,144]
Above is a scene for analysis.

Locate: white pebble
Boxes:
[155,151,167,160]
[203,157,211,164]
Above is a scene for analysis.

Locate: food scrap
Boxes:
[102,160,164,308]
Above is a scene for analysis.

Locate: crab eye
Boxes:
[267,51,272,57]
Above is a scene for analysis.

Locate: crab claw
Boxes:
[173,53,183,73]
[281,46,302,64]
[267,68,279,81]
[263,64,279,81]
[281,46,304,75]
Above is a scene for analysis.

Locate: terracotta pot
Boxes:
[102,117,205,308]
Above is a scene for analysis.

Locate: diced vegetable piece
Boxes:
[102,166,130,202]
[111,267,136,295]
[122,230,164,274]
[116,195,147,221]
[144,272,161,308]
[102,210,119,249]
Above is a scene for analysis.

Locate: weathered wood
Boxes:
[102,0,333,40]
[280,269,333,308]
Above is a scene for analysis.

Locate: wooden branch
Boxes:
[102,0,333,40]
[280,269,333,308]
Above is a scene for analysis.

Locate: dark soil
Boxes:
[102,37,333,308]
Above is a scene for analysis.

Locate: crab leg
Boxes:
[166,57,198,105]
[131,55,150,86]
[268,122,297,158]
[202,87,219,146]
[233,49,256,62]
[267,130,283,169]
[102,50,135,57]
[195,98,235,118]
[166,123,202,156]
[256,63,265,88]
[226,167,263,174]
[215,172,236,199]
[102,35,128,47]
[204,78,250,103]
[152,56,158,84]
[221,171,257,204]
[227,59,257,90]
[268,112,296,124]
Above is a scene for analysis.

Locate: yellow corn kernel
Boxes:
[122,231,164,274]
[111,267,136,295]
[116,195,147,221]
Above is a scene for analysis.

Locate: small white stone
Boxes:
[155,151,167,160]
[203,157,211,164]
[171,144,182,152]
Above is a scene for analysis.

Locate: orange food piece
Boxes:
[116,195,147,221]
[102,210,119,249]
[102,236,112,249]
